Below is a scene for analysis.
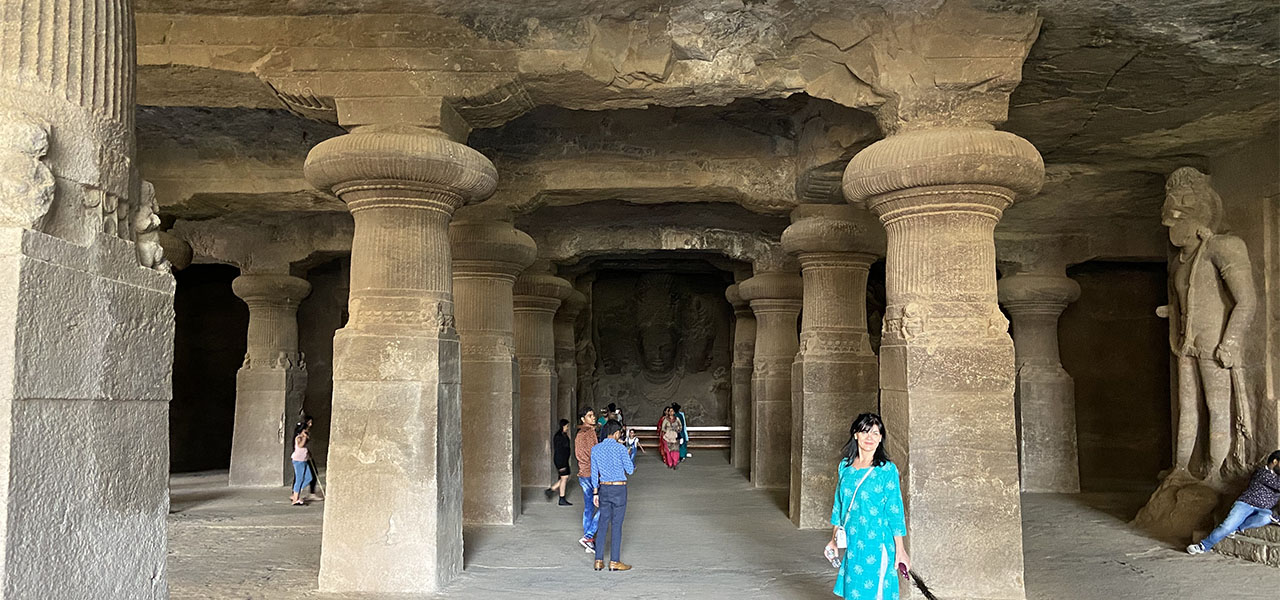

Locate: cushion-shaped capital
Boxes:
[738,272,803,303]
[782,204,885,257]
[232,274,313,306]
[997,272,1081,307]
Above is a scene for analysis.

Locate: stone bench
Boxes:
[1213,524,1280,567]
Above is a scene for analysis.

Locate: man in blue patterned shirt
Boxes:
[590,420,635,571]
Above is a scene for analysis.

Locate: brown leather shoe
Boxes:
[593,560,604,571]
[609,561,632,571]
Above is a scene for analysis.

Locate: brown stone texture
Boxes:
[738,268,802,490]
[998,257,1082,493]
[782,204,884,529]
[450,204,537,525]
[725,283,755,472]
[229,273,312,487]
[554,289,587,425]
[513,261,572,489]
[845,125,1045,599]
[303,126,496,594]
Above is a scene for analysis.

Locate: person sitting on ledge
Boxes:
[1188,449,1280,555]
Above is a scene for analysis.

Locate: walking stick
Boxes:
[899,564,938,600]
[307,457,325,497]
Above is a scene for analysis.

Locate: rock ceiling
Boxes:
[137,0,1279,265]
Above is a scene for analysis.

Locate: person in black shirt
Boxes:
[1188,450,1280,554]
[546,419,574,506]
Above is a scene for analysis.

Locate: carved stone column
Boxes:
[782,204,885,529]
[450,204,536,525]
[574,273,598,414]
[725,284,756,473]
[554,289,587,425]
[304,125,496,594]
[229,273,312,487]
[0,2,175,597]
[844,128,1043,599]
[998,266,1082,493]
[738,267,803,489]
[513,261,573,489]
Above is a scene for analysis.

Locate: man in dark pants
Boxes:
[590,420,635,571]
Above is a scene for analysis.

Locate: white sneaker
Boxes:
[579,537,595,552]
[1186,543,1206,555]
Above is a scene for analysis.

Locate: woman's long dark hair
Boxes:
[555,418,570,436]
[839,412,890,468]
[1267,449,1280,475]
[293,414,313,439]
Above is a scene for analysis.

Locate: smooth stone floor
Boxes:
[169,452,1280,599]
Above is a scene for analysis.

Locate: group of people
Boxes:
[657,403,690,469]
[563,407,635,571]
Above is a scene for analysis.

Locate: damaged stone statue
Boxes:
[1158,166,1258,486]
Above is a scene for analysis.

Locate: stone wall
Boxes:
[1061,261,1171,491]
[297,258,348,467]
[171,264,247,473]
[588,270,732,427]
[1208,133,1280,461]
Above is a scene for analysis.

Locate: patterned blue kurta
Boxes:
[830,461,907,600]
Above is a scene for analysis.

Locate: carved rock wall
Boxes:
[588,270,732,428]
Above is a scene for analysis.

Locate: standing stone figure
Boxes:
[1158,167,1257,484]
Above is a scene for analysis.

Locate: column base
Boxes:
[0,229,174,599]
[790,353,878,529]
[319,328,462,594]
[1016,364,1080,493]
[462,354,520,525]
[229,367,307,487]
[518,367,556,488]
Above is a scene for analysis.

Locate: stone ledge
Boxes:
[1214,525,1280,568]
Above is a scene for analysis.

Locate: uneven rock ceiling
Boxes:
[138,0,1279,265]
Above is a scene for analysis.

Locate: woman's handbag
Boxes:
[834,466,875,549]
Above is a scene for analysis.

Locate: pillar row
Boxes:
[781,204,884,529]
[304,126,496,594]
[844,127,1044,600]
[513,261,573,489]
[738,270,803,489]
[725,284,756,473]
[554,289,588,426]
[450,204,537,525]
[998,267,1082,493]
[229,273,312,487]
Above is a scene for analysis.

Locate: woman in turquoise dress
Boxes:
[824,413,910,600]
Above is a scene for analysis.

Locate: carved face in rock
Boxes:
[1162,167,1221,248]
[639,326,677,373]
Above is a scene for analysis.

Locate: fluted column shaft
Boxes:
[0,3,176,598]
[725,284,756,472]
[304,127,496,594]
[782,205,884,529]
[999,269,1082,493]
[844,127,1044,600]
[513,263,572,488]
[554,290,587,426]
[739,271,803,489]
[229,274,312,487]
[451,206,536,525]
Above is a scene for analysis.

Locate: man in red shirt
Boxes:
[574,408,600,552]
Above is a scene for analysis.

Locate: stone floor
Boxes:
[169,452,1280,599]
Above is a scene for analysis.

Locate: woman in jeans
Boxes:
[1188,449,1280,554]
[289,420,314,506]
[824,413,910,599]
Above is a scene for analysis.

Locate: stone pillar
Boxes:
[554,289,587,425]
[998,266,1082,493]
[229,273,312,487]
[574,273,598,414]
[738,267,803,489]
[304,125,496,594]
[844,128,1043,600]
[513,261,572,489]
[0,2,175,597]
[782,204,885,529]
[450,204,536,525]
[725,284,756,473]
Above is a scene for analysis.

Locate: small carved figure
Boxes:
[1158,167,1257,484]
[0,112,55,229]
[133,181,170,272]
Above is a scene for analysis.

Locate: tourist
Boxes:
[824,413,910,599]
[591,420,635,571]
[289,420,314,506]
[672,402,691,461]
[596,407,609,441]
[608,402,625,427]
[1187,449,1280,555]
[299,415,323,502]
[575,408,601,552]
[658,406,682,469]
[624,428,646,462]
[546,419,573,506]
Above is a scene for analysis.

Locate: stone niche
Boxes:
[588,269,733,427]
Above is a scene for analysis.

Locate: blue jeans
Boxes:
[578,476,599,539]
[292,460,313,494]
[1200,501,1273,550]
[594,484,627,562]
